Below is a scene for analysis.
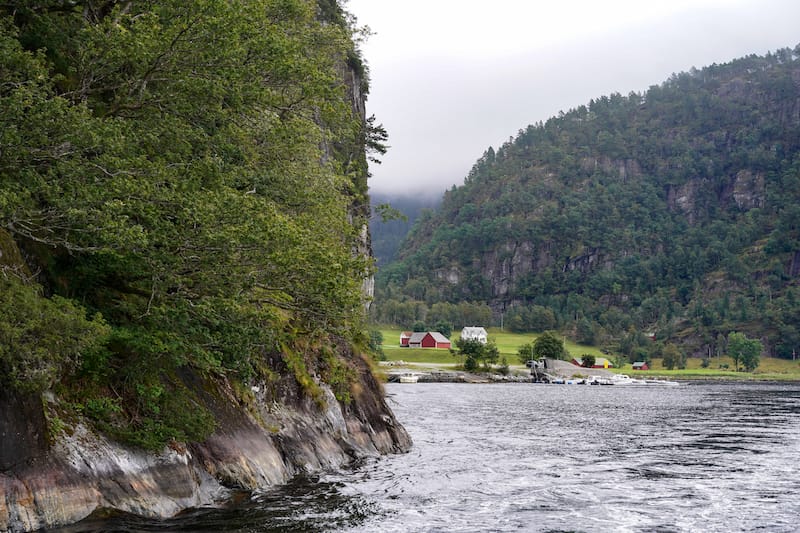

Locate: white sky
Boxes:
[345,0,800,196]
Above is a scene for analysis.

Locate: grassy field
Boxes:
[378,327,611,368]
[375,326,800,380]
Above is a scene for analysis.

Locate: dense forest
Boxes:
[0,1,377,448]
[374,47,800,361]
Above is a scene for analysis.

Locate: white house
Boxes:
[460,326,488,344]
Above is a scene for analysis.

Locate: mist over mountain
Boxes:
[369,193,441,266]
[372,47,800,360]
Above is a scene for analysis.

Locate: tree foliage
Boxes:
[516,342,534,365]
[454,338,499,372]
[0,1,373,447]
[727,332,762,372]
[0,277,109,392]
[532,331,568,360]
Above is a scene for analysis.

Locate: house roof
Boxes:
[409,331,450,344]
[461,326,487,337]
[429,331,451,343]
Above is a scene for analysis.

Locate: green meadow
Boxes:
[376,327,800,380]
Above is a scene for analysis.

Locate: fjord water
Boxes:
[60,382,800,532]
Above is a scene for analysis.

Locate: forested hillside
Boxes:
[0,0,378,449]
[374,48,800,360]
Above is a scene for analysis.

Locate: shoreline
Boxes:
[383,366,800,384]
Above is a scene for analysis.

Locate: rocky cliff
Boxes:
[0,358,410,532]
[0,2,412,531]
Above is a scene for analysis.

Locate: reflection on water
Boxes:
[55,382,800,532]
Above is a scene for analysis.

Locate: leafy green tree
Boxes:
[581,354,596,368]
[368,330,385,361]
[532,331,567,360]
[0,0,375,447]
[576,318,596,345]
[727,332,762,372]
[412,321,426,332]
[434,321,453,338]
[455,338,499,371]
[517,342,534,365]
[661,343,683,370]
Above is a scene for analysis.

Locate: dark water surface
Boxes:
[58,382,800,532]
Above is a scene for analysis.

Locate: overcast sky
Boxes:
[345,0,800,197]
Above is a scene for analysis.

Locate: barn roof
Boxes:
[409,331,450,343]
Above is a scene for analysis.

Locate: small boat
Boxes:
[398,372,419,383]
[588,375,613,385]
[609,374,648,386]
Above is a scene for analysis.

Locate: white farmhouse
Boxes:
[460,326,488,344]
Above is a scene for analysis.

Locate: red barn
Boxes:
[632,361,649,370]
[408,331,451,349]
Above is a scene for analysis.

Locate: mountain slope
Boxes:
[375,48,800,359]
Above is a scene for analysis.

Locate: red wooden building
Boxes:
[406,331,451,349]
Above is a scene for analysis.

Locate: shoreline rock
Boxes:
[0,357,411,532]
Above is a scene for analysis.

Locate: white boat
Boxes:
[609,374,648,386]
[399,372,419,383]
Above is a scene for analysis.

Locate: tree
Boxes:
[727,332,762,372]
[532,331,567,360]
[576,318,596,345]
[455,338,499,372]
[0,0,374,447]
[516,342,534,365]
[434,321,453,338]
[661,343,683,370]
[581,355,596,368]
[368,330,385,361]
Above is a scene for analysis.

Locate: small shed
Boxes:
[460,326,488,344]
[399,331,412,347]
[408,331,451,349]
[632,361,649,370]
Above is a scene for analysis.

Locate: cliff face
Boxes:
[0,357,410,532]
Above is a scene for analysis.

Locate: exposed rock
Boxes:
[730,170,765,209]
[0,358,411,532]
